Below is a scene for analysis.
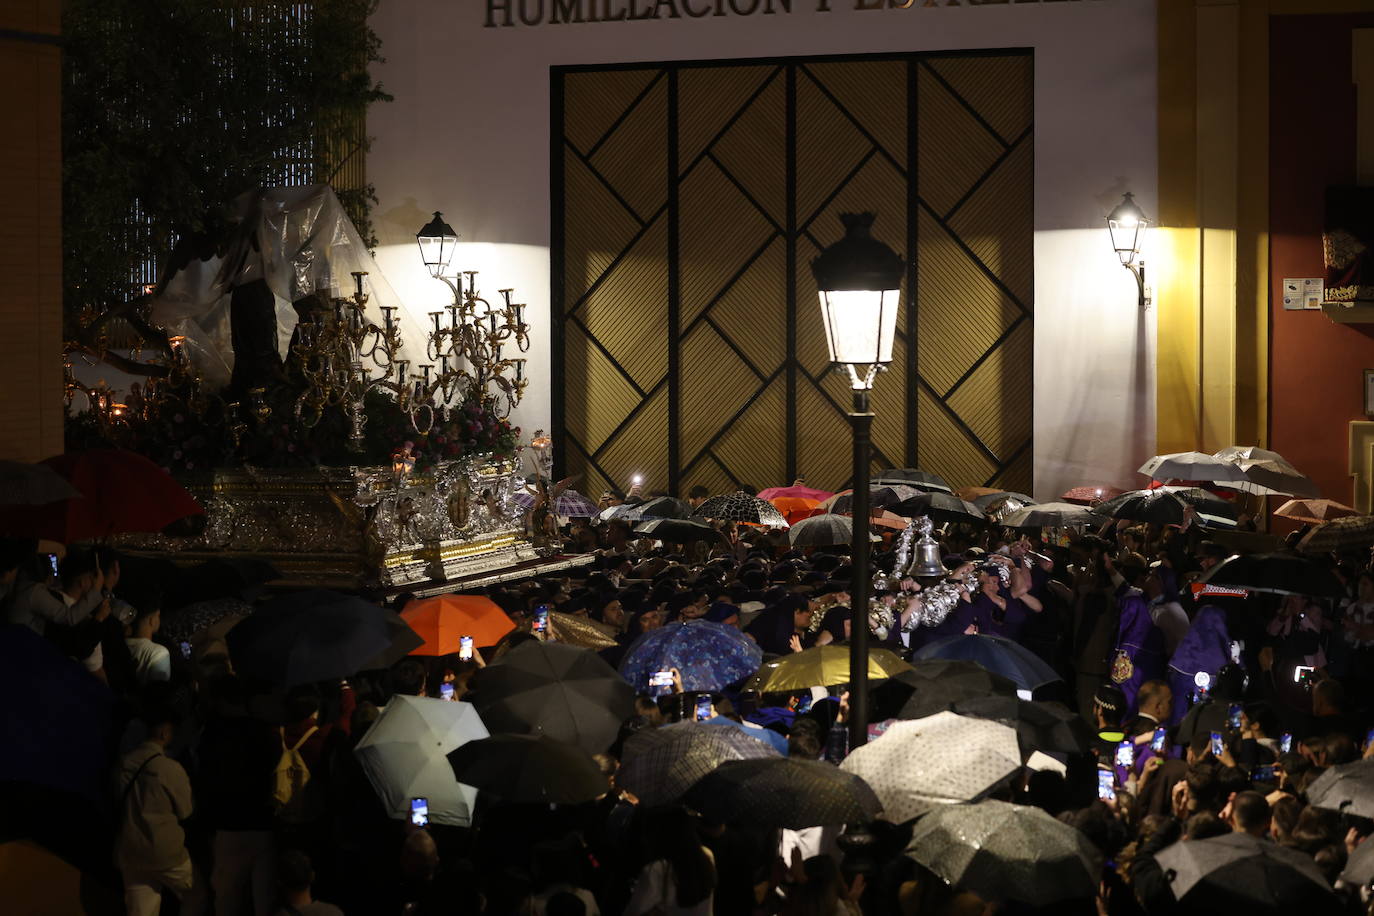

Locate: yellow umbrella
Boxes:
[549,611,620,650]
[755,645,911,692]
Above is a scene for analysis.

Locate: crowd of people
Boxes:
[2,481,1373,916]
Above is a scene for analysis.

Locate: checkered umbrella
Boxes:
[685,757,882,829]
[618,721,779,807]
[693,492,789,528]
[905,799,1103,906]
[1297,515,1374,554]
[787,514,879,547]
[839,712,1021,822]
[554,489,600,518]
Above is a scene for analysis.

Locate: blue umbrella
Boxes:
[619,620,763,693]
[0,625,114,800]
[913,634,1061,691]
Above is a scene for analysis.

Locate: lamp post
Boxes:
[812,212,904,750]
[1107,192,1150,308]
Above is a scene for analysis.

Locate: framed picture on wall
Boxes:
[1365,369,1374,416]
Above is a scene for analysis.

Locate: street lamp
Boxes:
[1106,192,1150,308]
[812,211,904,750]
[416,211,459,279]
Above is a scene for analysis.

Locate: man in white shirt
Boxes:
[115,701,205,915]
[125,605,172,684]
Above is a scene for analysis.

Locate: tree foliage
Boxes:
[62,0,392,343]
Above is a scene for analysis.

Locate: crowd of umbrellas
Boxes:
[3,442,1374,912]
[526,445,1370,554]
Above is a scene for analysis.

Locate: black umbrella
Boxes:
[891,491,985,524]
[1198,552,1344,598]
[0,460,80,506]
[913,635,1062,691]
[1001,502,1105,529]
[467,641,635,754]
[225,590,392,686]
[684,757,882,829]
[892,660,1019,720]
[632,517,722,543]
[1305,758,1374,818]
[359,609,425,672]
[906,799,1104,906]
[949,695,1092,756]
[1096,487,1238,529]
[446,734,607,804]
[614,496,695,521]
[825,485,923,514]
[971,491,1037,509]
[1154,832,1340,915]
[618,721,779,807]
[873,468,953,494]
[171,557,281,605]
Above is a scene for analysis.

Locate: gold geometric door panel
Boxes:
[553,51,1033,498]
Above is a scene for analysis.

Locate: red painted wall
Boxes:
[1269,13,1374,507]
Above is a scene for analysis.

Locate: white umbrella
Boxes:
[1213,446,1320,498]
[1138,451,1250,485]
[839,711,1021,822]
[354,695,489,827]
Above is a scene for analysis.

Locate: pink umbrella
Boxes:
[757,484,834,502]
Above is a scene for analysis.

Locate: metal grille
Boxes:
[553,51,1033,497]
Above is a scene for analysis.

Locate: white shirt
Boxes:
[125,637,172,683]
[623,848,715,916]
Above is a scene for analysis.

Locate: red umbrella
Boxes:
[0,449,203,542]
[1061,485,1124,505]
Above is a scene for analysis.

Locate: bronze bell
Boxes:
[905,516,947,578]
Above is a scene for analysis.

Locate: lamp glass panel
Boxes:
[818,289,900,365]
[1108,217,1143,265]
[418,234,457,277]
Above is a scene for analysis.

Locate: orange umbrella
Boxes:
[868,510,910,531]
[402,594,515,655]
[769,496,822,525]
